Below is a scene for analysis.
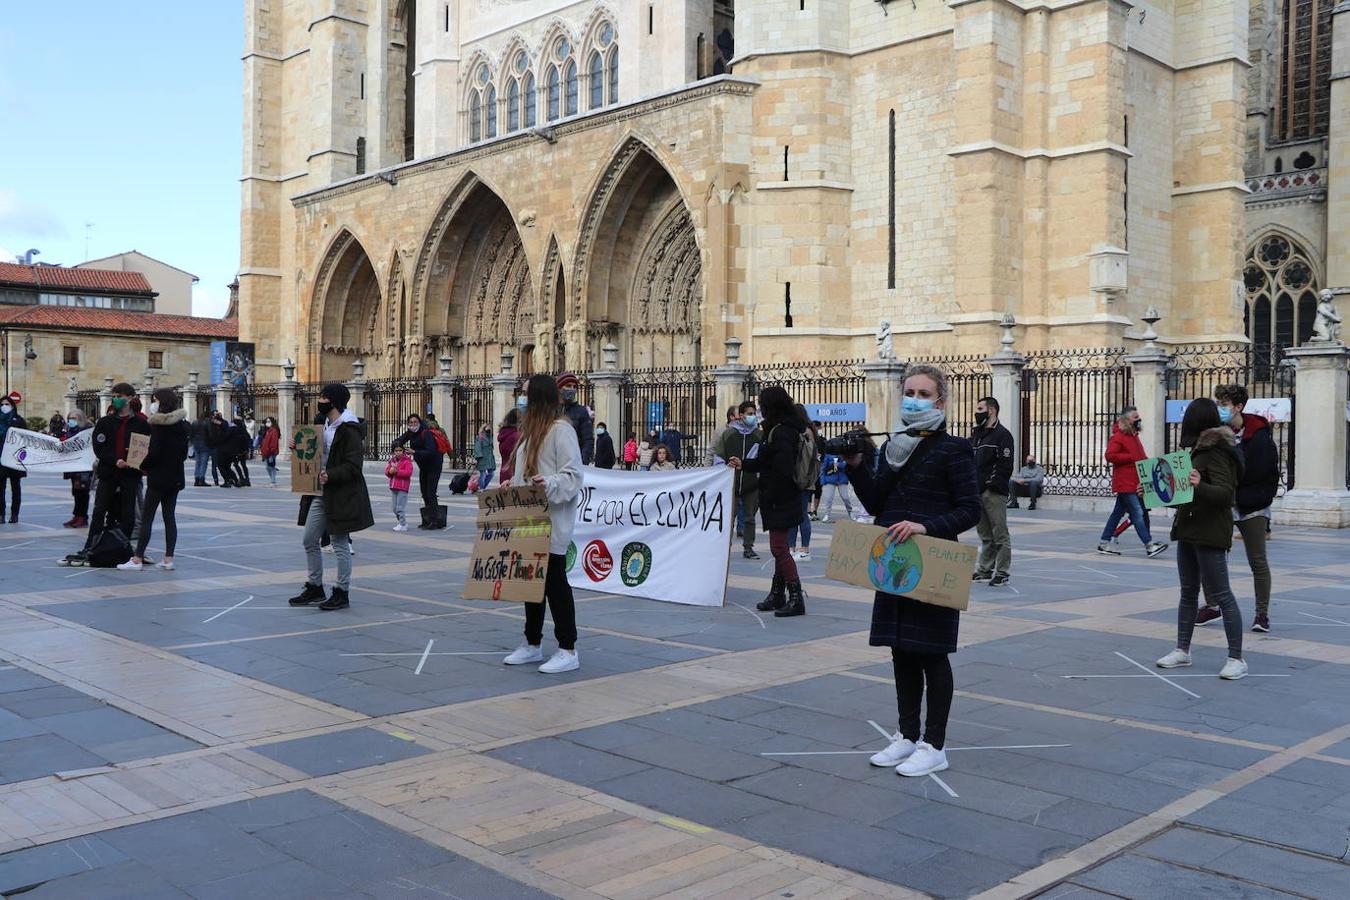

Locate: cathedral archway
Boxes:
[417,176,534,375]
[311,230,382,382]
[574,138,703,370]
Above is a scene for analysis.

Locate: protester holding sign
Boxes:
[118,388,190,571]
[843,364,981,778]
[1098,407,1168,558]
[728,386,808,618]
[1156,399,1248,680]
[72,383,150,564]
[0,392,27,523]
[499,374,585,674]
[392,414,444,529]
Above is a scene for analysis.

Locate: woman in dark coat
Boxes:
[392,414,443,528]
[845,364,981,778]
[729,385,807,617]
[118,388,191,571]
[0,392,28,522]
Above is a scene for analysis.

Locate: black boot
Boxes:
[434,504,448,530]
[775,581,806,617]
[289,582,325,606]
[417,507,431,529]
[756,573,786,611]
[1028,500,1037,510]
[319,586,350,611]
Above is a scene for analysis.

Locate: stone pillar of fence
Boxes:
[275,362,297,461]
[859,359,908,436]
[986,315,1026,462]
[98,376,114,414]
[1126,309,1171,459]
[138,371,155,411]
[345,358,367,420]
[587,343,624,446]
[429,355,455,441]
[490,374,516,434]
[1279,340,1350,527]
[712,337,751,420]
[181,371,200,421]
[63,377,79,415]
[214,380,232,417]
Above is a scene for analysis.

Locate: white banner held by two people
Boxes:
[0,427,95,474]
[566,466,734,607]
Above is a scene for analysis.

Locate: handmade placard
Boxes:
[463,484,552,603]
[826,519,977,611]
[291,425,321,495]
[1136,451,1194,509]
[126,433,150,470]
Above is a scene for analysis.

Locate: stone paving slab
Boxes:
[249,727,433,777]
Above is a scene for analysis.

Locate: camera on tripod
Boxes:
[822,429,890,457]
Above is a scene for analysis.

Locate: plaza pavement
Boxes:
[0,464,1347,898]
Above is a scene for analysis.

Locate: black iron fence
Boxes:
[621,367,717,466]
[294,382,327,428]
[75,390,101,421]
[452,376,494,471]
[909,354,992,440]
[363,379,432,460]
[1021,348,1133,496]
[232,383,279,427]
[748,359,867,444]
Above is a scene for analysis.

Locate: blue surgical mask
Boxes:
[596,427,606,435]
[67,418,78,429]
[902,396,935,415]
[1217,405,1233,422]
[743,414,758,427]
[516,396,528,410]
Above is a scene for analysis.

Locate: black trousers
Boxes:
[86,473,139,549]
[232,454,250,485]
[71,488,89,518]
[0,467,21,516]
[135,487,180,558]
[418,458,442,509]
[892,648,954,750]
[524,553,578,650]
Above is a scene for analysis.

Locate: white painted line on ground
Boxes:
[928,773,959,798]
[867,719,893,741]
[1114,650,1202,699]
[413,638,434,675]
[203,595,255,623]
[339,651,503,657]
[1063,673,1290,679]
[731,601,767,629]
[761,751,874,756]
[1079,565,1117,578]
[62,567,99,578]
[0,665,14,672]
[1299,610,1350,627]
[205,529,240,542]
[0,540,38,551]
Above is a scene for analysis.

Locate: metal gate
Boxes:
[452,376,494,471]
[747,360,867,443]
[363,379,432,460]
[1021,348,1132,496]
[621,367,717,466]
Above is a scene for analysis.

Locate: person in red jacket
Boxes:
[385,445,415,531]
[1098,407,1168,557]
[257,417,281,486]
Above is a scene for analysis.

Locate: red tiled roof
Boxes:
[0,305,237,339]
[0,262,153,295]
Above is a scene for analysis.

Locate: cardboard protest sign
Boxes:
[567,466,734,607]
[126,433,150,470]
[825,519,977,611]
[463,484,552,603]
[1136,451,1194,509]
[291,425,322,495]
[0,427,95,474]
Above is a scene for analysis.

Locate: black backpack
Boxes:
[87,527,132,568]
[449,472,471,494]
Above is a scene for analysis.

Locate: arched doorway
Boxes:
[312,231,382,382]
[575,140,703,370]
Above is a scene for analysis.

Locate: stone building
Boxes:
[240,0,1269,382]
[76,251,200,317]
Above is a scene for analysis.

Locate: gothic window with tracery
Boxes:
[546,66,560,121]
[524,72,537,126]
[507,78,520,131]
[1277,0,1333,141]
[564,60,578,115]
[485,84,497,137]
[469,89,482,142]
[606,46,618,104]
[1243,234,1319,364]
[588,52,603,109]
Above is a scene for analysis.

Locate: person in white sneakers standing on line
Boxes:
[500,374,584,674]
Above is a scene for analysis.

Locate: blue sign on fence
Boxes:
[803,402,867,423]
[646,401,667,430]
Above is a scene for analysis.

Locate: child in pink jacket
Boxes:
[386,446,414,532]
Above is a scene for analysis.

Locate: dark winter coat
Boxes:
[0,410,27,477]
[299,419,374,535]
[205,418,231,450]
[740,420,805,531]
[228,423,252,457]
[971,422,1014,495]
[594,431,616,469]
[1105,422,1147,494]
[1234,413,1280,515]
[1171,426,1244,550]
[141,409,191,493]
[564,401,594,465]
[392,427,441,470]
[92,412,151,478]
[190,418,213,449]
[712,423,763,496]
[848,432,982,654]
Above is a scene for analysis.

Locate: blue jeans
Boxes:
[193,447,210,482]
[1100,491,1152,544]
[788,491,813,549]
[478,467,495,489]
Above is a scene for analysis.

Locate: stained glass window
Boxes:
[524,73,537,126]
[564,60,578,116]
[588,52,603,109]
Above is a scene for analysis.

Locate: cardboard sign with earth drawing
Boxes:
[463,484,552,603]
[825,519,977,611]
[290,425,322,495]
[1135,451,1194,509]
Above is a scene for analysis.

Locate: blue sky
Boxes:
[0,3,241,317]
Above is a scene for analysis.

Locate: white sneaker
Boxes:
[539,649,580,674]
[792,550,811,562]
[348,542,355,556]
[1219,657,1248,680]
[869,733,917,767]
[1156,648,1192,668]
[502,643,544,666]
[155,559,174,571]
[392,523,407,532]
[896,741,948,777]
[116,559,142,571]
[818,515,831,524]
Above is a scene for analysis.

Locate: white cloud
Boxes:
[0,188,69,241]
[192,283,230,318]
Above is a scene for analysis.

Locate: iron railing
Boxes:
[747,359,867,442]
[621,367,717,466]
[452,376,494,471]
[363,379,432,460]
[75,390,101,421]
[1021,348,1133,496]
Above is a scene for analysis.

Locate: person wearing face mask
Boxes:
[498,406,522,483]
[206,411,235,487]
[1006,454,1046,510]
[258,417,282,486]
[118,388,190,571]
[61,410,94,528]
[474,424,498,486]
[713,400,763,559]
[1099,406,1168,558]
[228,417,253,487]
[289,383,374,611]
[591,421,615,470]
[844,365,981,778]
[556,372,594,465]
[392,413,445,529]
[70,383,150,562]
[0,392,28,523]
[970,396,1015,586]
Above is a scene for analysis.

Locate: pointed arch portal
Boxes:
[312,231,382,382]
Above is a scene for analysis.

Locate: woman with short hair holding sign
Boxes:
[499,374,584,675]
[844,365,981,778]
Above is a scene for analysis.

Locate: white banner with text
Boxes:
[0,427,95,474]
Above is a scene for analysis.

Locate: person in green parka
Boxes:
[1156,397,1248,680]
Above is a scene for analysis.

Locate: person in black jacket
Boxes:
[845,364,982,778]
[228,417,252,487]
[0,391,28,523]
[971,396,1014,586]
[190,414,213,486]
[557,372,594,465]
[392,413,444,528]
[1194,385,1281,633]
[206,411,235,486]
[728,385,808,617]
[593,421,616,469]
[118,388,190,571]
[72,382,150,560]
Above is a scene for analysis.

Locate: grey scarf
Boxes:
[884,408,947,471]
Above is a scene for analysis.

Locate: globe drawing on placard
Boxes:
[1150,457,1177,504]
[867,534,923,595]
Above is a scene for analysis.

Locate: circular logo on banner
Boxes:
[14,449,27,463]
[95,433,106,443]
[565,541,577,572]
[581,540,613,582]
[1150,458,1177,503]
[867,535,923,595]
[619,542,653,587]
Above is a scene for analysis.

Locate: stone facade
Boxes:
[240,0,1255,381]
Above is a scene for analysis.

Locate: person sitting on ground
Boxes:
[1006,454,1046,510]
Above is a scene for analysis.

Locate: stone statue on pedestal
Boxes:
[1312,289,1342,343]
[875,319,895,360]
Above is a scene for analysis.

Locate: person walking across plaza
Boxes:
[971,396,1014,585]
[846,364,981,777]
[289,384,374,611]
[728,386,807,617]
[1006,454,1045,510]
[258,416,281,486]
[500,374,584,674]
[1195,385,1280,632]
[594,421,616,469]
[118,388,190,571]
[392,413,444,529]
[1156,398,1248,680]
[386,445,414,532]
[1099,407,1169,558]
[61,411,93,528]
[473,424,497,488]
[713,400,763,559]
[818,451,855,522]
[0,392,28,523]
[207,411,235,487]
[228,416,253,487]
